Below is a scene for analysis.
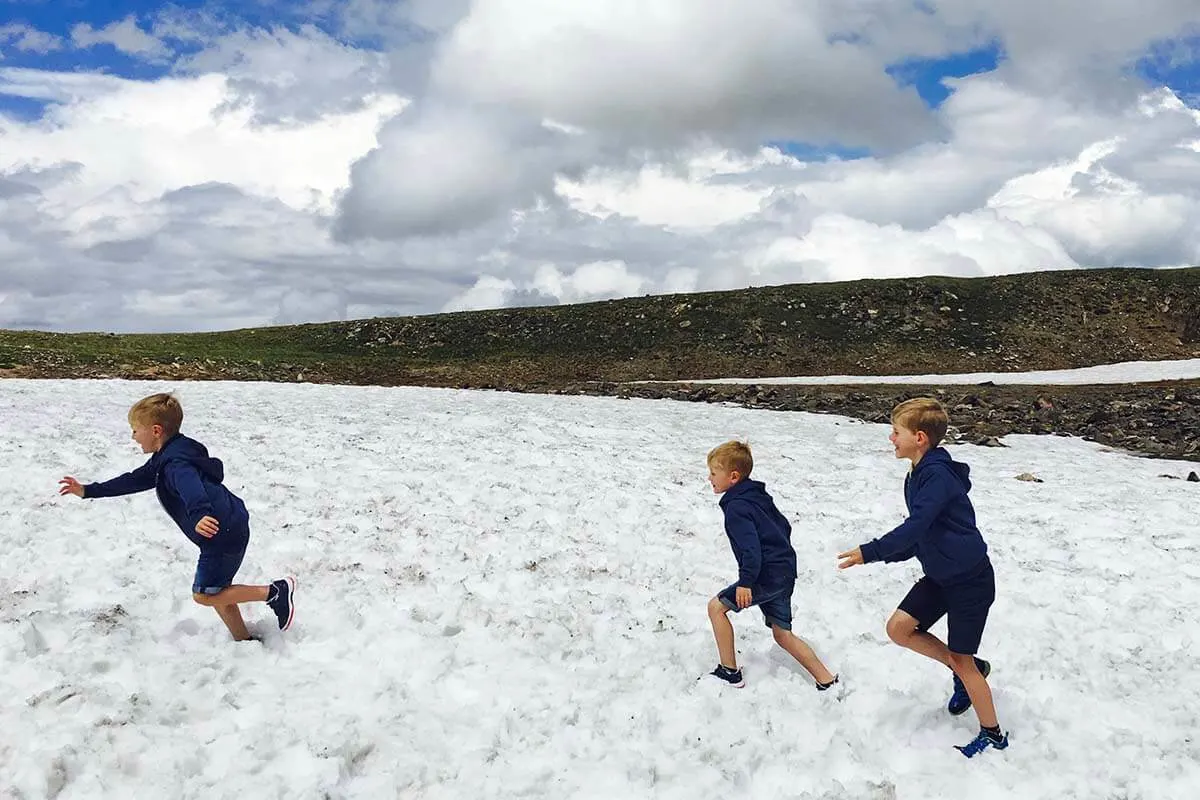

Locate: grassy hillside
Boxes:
[2,267,1198,388]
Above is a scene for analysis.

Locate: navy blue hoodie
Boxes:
[859,447,987,584]
[85,433,250,552]
[719,479,798,588]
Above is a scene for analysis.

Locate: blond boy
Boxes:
[837,398,1006,757]
[705,441,838,690]
[59,393,295,641]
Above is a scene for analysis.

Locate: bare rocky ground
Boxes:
[545,379,1200,466]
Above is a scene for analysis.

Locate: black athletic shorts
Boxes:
[897,557,995,655]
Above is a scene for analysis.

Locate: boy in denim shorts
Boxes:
[837,398,1006,758]
[59,393,295,641]
[704,441,838,690]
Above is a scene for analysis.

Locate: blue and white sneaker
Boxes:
[955,728,1009,758]
[266,577,296,631]
[705,664,745,688]
[948,657,991,715]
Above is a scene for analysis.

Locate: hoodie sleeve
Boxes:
[724,503,763,587]
[84,459,157,498]
[161,460,217,533]
[859,468,956,564]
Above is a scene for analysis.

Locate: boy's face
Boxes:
[130,419,165,453]
[708,464,741,493]
[889,422,929,462]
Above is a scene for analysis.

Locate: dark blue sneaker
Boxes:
[266,577,296,631]
[705,664,745,688]
[948,657,991,715]
[955,728,1009,758]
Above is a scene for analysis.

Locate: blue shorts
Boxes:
[899,558,995,654]
[192,547,246,596]
[718,580,794,631]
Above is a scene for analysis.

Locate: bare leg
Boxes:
[193,585,270,606]
[886,610,954,667]
[949,652,999,729]
[772,626,836,684]
[192,585,270,642]
[213,604,253,641]
[707,596,738,668]
[887,610,1000,728]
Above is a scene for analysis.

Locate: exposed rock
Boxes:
[974,436,1008,448]
[563,381,1200,463]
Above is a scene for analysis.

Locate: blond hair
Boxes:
[128,393,183,436]
[707,440,753,477]
[891,397,948,447]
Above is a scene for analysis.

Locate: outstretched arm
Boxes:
[67,459,157,499]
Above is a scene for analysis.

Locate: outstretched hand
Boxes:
[58,477,84,498]
[836,547,864,570]
[195,516,220,538]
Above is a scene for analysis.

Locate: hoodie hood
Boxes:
[915,447,971,493]
[719,478,774,511]
[157,434,225,483]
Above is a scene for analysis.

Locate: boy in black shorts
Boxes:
[837,398,1007,758]
[59,393,295,641]
[704,441,838,691]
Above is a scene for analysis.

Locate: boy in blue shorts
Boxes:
[837,398,1007,758]
[704,441,838,690]
[59,393,295,641]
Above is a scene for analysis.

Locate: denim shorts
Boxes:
[192,547,246,596]
[718,579,795,631]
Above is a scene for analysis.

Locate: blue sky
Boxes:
[0,1,378,118]
[888,41,1004,108]
[0,0,303,76]
[1136,33,1200,106]
[1,0,280,38]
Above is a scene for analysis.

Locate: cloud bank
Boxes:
[0,3,1197,331]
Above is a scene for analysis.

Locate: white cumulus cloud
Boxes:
[71,15,171,60]
[0,23,64,56]
[0,3,1197,332]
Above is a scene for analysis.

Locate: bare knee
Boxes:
[948,652,977,675]
[707,596,729,618]
[772,626,792,646]
[886,614,916,645]
[192,592,216,606]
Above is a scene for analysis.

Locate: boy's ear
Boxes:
[729,470,742,483]
[152,423,165,437]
